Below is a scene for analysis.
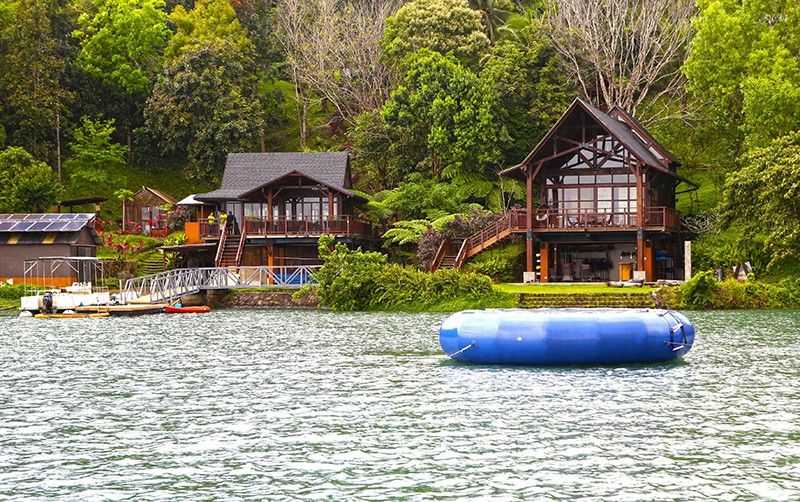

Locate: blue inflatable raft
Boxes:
[439,308,694,365]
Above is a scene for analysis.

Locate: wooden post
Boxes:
[540,243,549,283]
[327,191,334,226]
[636,163,645,274]
[526,167,534,272]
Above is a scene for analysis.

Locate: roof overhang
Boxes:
[238,170,356,199]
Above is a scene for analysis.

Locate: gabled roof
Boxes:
[131,187,177,205]
[196,152,353,201]
[500,98,688,183]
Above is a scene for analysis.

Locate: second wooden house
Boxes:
[168,152,376,269]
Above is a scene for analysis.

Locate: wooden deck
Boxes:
[504,207,680,234]
[200,216,373,239]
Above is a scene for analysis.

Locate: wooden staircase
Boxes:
[429,211,526,272]
[215,230,246,267]
[429,239,464,271]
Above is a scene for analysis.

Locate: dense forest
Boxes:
[0,0,799,277]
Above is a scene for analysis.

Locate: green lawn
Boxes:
[495,283,658,295]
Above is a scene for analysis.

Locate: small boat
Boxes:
[34,312,110,319]
[164,305,211,314]
[75,304,166,316]
[439,308,695,366]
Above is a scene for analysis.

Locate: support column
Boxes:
[540,243,549,283]
[635,163,646,275]
[526,168,534,273]
[327,191,334,222]
[267,243,274,285]
[684,240,692,280]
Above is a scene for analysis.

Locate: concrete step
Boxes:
[517,292,655,308]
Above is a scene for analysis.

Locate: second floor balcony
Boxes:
[504,206,681,232]
[200,215,374,239]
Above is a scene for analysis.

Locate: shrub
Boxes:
[464,242,524,282]
[315,234,496,310]
[0,283,26,299]
[679,270,719,309]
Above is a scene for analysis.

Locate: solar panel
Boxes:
[29,221,54,231]
[0,212,94,232]
[11,221,34,231]
[62,221,87,231]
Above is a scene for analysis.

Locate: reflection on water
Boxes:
[1,310,799,499]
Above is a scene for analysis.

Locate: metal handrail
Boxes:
[122,265,323,303]
[214,229,227,266]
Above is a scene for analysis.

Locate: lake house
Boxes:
[166,152,375,268]
[432,98,696,282]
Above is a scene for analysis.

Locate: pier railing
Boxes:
[122,265,321,303]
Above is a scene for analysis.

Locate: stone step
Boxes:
[517,292,655,308]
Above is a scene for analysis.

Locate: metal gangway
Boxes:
[122,265,321,304]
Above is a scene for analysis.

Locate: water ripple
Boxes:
[1,309,799,500]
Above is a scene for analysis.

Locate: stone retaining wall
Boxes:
[518,292,656,309]
[208,290,319,309]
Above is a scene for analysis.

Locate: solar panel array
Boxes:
[0,213,94,233]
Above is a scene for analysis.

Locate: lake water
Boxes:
[1,309,799,500]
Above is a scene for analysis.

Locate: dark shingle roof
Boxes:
[197,152,351,201]
[500,98,688,183]
[579,100,664,169]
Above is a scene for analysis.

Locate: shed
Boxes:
[123,187,176,237]
[0,213,102,286]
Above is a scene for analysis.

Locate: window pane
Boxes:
[612,174,629,183]
[579,187,594,201]
[562,175,579,185]
[563,188,578,201]
[598,200,612,211]
[579,175,594,184]
[630,187,637,200]
[614,187,628,201]
[598,187,612,200]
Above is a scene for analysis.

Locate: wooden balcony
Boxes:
[200,215,374,238]
[507,206,681,232]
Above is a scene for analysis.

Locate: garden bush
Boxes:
[0,283,26,299]
[657,272,800,309]
[315,235,496,311]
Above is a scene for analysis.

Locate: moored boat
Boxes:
[34,312,110,319]
[164,305,211,314]
[439,308,695,366]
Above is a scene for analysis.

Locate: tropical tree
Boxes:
[0,147,62,212]
[0,0,72,161]
[166,0,253,59]
[376,49,507,184]
[74,0,171,95]
[718,131,800,270]
[469,0,514,44]
[64,116,128,190]
[144,42,264,180]
[382,0,490,69]
[683,0,800,150]
[481,39,572,163]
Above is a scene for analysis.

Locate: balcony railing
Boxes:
[200,215,373,238]
[510,206,681,231]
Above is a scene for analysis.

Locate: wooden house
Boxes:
[432,99,696,282]
[168,152,375,268]
[124,187,176,237]
[0,213,102,287]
